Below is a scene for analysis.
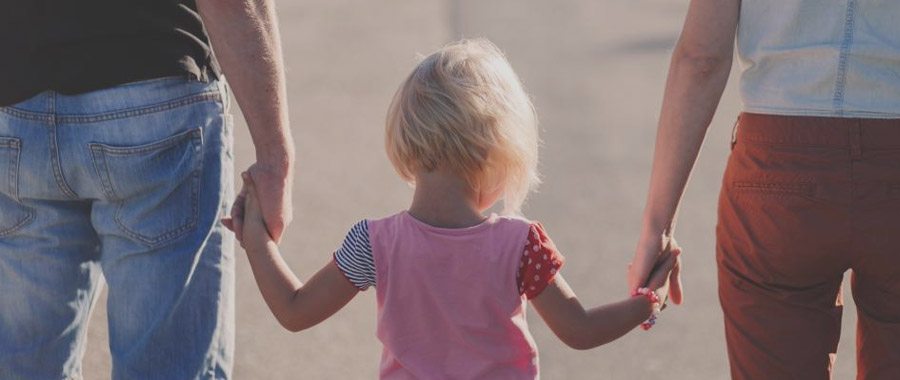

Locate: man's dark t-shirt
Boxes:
[0,0,220,106]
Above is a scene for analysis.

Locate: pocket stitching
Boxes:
[112,170,201,246]
[4,138,18,200]
[0,137,35,237]
[0,209,35,238]
[733,181,815,196]
[90,128,203,247]
[90,128,202,155]
[89,146,120,201]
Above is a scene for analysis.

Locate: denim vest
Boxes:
[737,0,900,118]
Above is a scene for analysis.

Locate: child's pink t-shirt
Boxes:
[333,211,564,379]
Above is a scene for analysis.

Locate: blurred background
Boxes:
[83,0,860,378]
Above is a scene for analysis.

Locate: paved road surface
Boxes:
[83,1,860,378]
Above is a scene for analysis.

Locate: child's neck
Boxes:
[408,170,488,229]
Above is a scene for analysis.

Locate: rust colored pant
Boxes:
[717,113,900,380]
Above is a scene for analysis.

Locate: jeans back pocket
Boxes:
[0,137,33,237]
[90,128,203,247]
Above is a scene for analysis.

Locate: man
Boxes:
[0,0,294,378]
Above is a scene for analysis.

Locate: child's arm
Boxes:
[531,250,679,350]
[240,173,359,332]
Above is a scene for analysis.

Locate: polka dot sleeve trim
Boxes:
[517,222,565,299]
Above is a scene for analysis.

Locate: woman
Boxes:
[629,0,900,379]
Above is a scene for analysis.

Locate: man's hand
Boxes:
[197,0,295,242]
[223,163,293,243]
[240,172,278,252]
[245,162,293,242]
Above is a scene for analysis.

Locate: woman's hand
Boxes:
[640,238,682,305]
[629,235,683,305]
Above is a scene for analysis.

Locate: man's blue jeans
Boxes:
[0,77,235,379]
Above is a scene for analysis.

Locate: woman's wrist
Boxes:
[639,221,673,246]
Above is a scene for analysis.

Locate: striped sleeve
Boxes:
[333,220,376,291]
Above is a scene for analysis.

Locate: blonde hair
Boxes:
[385,38,540,215]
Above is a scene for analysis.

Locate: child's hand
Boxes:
[643,239,682,306]
[240,171,276,252]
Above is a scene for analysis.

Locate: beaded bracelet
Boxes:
[632,287,663,331]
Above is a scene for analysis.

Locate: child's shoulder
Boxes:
[357,211,406,229]
[493,214,544,232]
[494,213,532,225]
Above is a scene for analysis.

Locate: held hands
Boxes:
[640,240,682,306]
[630,236,683,305]
[226,171,277,253]
[222,162,294,244]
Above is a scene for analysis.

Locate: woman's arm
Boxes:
[240,174,359,332]
[533,251,679,350]
[627,0,741,302]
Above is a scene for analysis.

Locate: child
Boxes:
[231,39,680,379]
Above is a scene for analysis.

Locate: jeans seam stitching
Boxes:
[0,107,52,121]
[47,93,79,199]
[7,138,18,201]
[0,139,35,237]
[89,145,120,201]
[60,92,222,123]
[0,91,221,122]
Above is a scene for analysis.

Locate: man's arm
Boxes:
[197,0,295,242]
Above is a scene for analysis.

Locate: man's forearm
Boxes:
[197,0,295,171]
